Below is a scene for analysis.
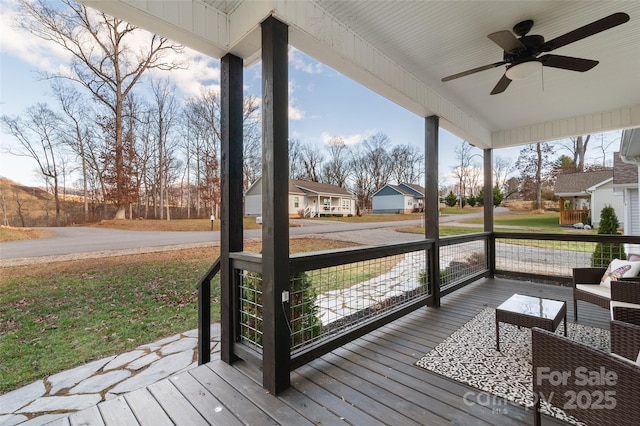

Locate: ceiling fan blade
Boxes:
[488,30,526,52]
[441,61,506,82]
[541,12,630,52]
[540,54,599,72]
[490,74,512,95]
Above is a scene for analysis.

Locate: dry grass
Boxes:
[90,218,263,232]
[0,226,55,242]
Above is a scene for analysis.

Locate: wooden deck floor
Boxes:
[48,277,610,426]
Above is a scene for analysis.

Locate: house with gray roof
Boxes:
[371,183,425,214]
[245,178,356,218]
[554,169,621,227]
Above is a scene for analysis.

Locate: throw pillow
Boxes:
[629,253,640,262]
[600,259,640,288]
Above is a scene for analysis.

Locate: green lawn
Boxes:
[439,206,484,215]
[0,251,216,393]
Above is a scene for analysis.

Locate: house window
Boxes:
[294,196,299,208]
[342,200,350,210]
[408,198,413,206]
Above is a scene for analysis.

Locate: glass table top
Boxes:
[496,294,565,319]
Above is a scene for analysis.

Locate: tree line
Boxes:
[1,0,427,225]
[1,1,620,226]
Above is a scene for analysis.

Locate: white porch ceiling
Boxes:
[81,0,640,150]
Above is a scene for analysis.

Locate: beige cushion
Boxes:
[576,283,611,298]
[600,259,640,288]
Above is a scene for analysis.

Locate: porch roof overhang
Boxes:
[620,127,640,164]
[80,0,640,149]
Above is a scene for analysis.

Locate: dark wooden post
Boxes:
[483,148,495,277]
[220,53,244,364]
[425,115,440,307]
[261,16,290,394]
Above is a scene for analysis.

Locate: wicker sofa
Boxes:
[572,267,640,320]
[532,327,640,426]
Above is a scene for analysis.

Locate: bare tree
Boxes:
[322,137,350,187]
[301,143,324,182]
[493,155,513,193]
[451,141,480,207]
[53,82,92,222]
[150,78,179,220]
[288,138,305,180]
[362,132,392,193]
[348,132,393,210]
[17,0,184,219]
[390,144,424,184]
[594,131,620,167]
[557,135,590,172]
[2,104,65,224]
[515,142,554,209]
[242,96,261,191]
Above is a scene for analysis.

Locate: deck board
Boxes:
[122,388,173,426]
[57,277,610,426]
[98,396,139,426]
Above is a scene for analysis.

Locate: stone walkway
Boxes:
[0,325,220,426]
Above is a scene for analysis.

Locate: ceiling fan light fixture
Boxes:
[505,61,542,80]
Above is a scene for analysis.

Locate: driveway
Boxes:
[1,209,506,262]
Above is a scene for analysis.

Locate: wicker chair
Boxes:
[573,267,640,320]
[532,327,640,426]
[611,306,640,361]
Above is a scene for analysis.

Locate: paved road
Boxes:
[1,208,506,261]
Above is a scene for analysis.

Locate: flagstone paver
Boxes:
[103,350,146,371]
[18,395,102,413]
[0,382,46,414]
[107,351,193,395]
[68,370,131,394]
[0,414,28,426]
[47,357,115,395]
[127,352,161,371]
[160,337,197,355]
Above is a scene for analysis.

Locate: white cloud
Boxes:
[151,47,221,98]
[288,80,304,120]
[0,0,73,73]
[0,1,221,100]
[320,130,372,146]
[289,47,322,74]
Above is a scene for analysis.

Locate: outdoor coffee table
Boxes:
[495,293,567,351]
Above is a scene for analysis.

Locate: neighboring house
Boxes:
[554,170,622,227]
[371,183,425,214]
[614,149,639,237]
[245,178,356,218]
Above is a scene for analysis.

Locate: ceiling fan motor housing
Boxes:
[503,34,545,61]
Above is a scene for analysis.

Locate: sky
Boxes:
[0,0,620,190]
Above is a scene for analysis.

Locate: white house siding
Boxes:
[372,194,405,213]
[245,193,261,216]
[630,189,639,235]
[591,181,624,228]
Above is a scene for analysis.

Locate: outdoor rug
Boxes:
[415,307,610,425]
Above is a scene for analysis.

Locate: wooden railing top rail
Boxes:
[494,232,640,244]
[439,232,490,246]
[289,239,434,273]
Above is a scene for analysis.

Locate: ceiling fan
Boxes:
[441,12,630,95]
